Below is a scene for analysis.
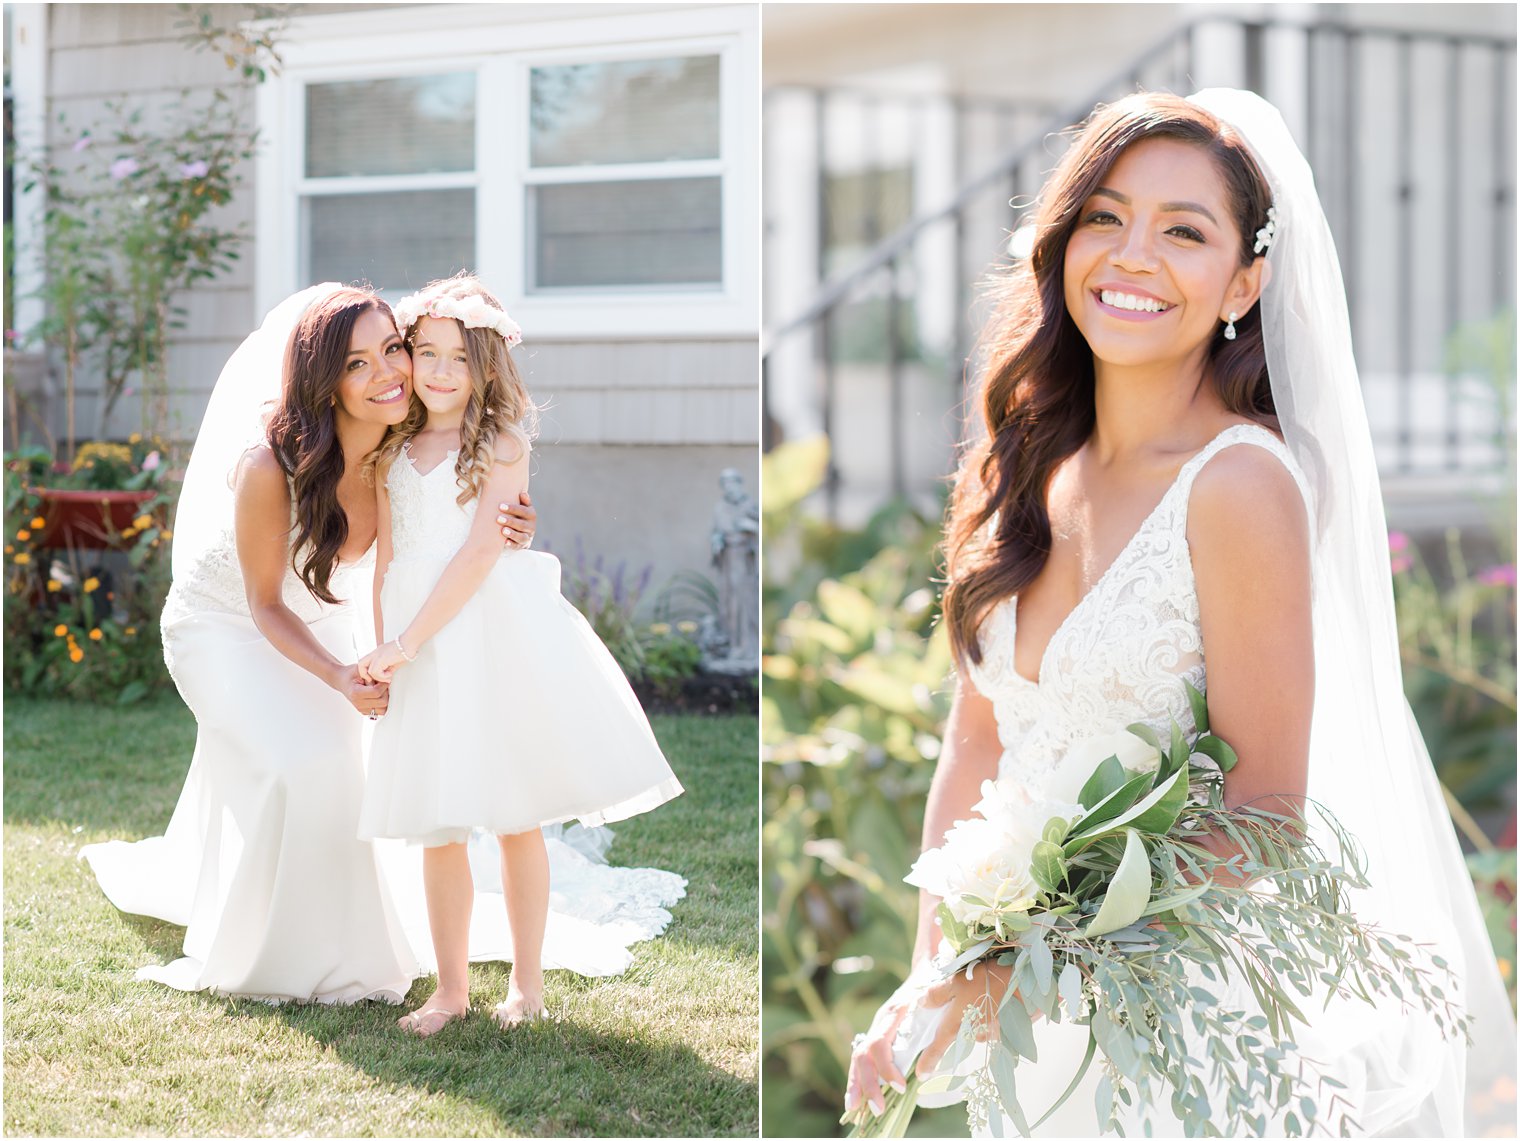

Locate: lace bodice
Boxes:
[386,445,491,566]
[966,424,1308,790]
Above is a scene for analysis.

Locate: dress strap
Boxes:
[1173,423,1313,527]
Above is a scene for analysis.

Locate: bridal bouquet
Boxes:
[843,683,1468,1138]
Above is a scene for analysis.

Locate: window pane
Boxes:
[532,178,720,289]
[307,74,475,177]
[530,56,719,167]
[306,190,475,291]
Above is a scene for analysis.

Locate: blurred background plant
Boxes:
[3,453,177,705]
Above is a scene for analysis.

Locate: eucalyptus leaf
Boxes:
[998,987,1039,1061]
[1027,932,1054,995]
[989,1048,1030,1135]
[1058,961,1085,1018]
[943,937,995,977]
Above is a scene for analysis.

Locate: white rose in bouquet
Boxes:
[907,780,1083,932]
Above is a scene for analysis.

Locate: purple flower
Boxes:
[108,157,139,181]
[71,134,92,153]
[1476,564,1517,588]
[1388,530,1410,554]
[179,160,209,179]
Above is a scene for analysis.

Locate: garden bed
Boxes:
[634,670,758,716]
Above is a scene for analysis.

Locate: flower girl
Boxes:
[356,274,683,1036]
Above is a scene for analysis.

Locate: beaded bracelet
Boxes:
[394,634,418,662]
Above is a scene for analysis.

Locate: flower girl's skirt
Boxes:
[358,548,684,845]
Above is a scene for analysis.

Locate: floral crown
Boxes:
[392,290,523,348]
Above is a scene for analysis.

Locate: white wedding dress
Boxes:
[907,424,1456,1137]
[81,503,687,1002]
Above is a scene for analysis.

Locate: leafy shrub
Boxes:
[3,454,178,703]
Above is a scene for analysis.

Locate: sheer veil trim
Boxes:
[1189,89,1514,1136]
[171,284,347,584]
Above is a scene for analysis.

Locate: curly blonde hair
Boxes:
[365,274,538,504]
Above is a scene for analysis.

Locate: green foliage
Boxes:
[17,10,281,443]
[3,697,758,1136]
[2,457,177,704]
[762,437,966,1137]
[639,624,705,700]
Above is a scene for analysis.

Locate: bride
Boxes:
[845,90,1514,1135]
[82,283,685,1003]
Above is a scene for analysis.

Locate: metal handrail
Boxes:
[761,14,1517,357]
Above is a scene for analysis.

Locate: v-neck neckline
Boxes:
[402,440,458,479]
[1009,424,1252,687]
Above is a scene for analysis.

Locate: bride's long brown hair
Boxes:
[942,92,1277,667]
[267,286,394,605]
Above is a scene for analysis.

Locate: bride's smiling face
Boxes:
[1063,137,1263,371]
[334,307,412,426]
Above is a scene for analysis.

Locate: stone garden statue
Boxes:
[709,467,759,669]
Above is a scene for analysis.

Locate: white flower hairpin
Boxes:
[393,291,523,348]
[1253,205,1279,255]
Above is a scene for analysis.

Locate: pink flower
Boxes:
[109,157,139,181]
[1476,564,1517,588]
[1388,531,1410,554]
[4,329,17,344]
[71,134,92,153]
[179,160,209,179]
[1391,555,1413,576]
[123,387,135,397]
[141,451,161,472]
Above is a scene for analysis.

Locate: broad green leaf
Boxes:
[1067,768,1187,849]
[1041,816,1071,846]
[1082,828,1152,937]
[816,579,880,645]
[1125,722,1163,752]
[1030,840,1065,894]
[1066,772,1153,844]
[1183,678,1209,734]
[1193,734,1239,772]
[761,434,829,515]
[997,986,1038,1061]
[1168,718,1189,778]
[1078,755,1127,809]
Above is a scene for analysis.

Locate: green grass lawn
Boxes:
[4,695,758,1137]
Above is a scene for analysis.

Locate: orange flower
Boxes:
[68,646,84,664]
[53,624,68,637]
[83,576,100,592]
[29,516,45,529]
[132,514,152,529]
[121,526,138,540]
[161,529,173,540]
[46,579,61,592]
[128,433,142,444]
[16,529,31,541]
[13,552,30,565]
[88,628,103,641]
[125,626,138,637]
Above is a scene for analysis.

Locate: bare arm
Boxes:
[911,675,1004,964]
[1188,445,1314,818]
[361,443,526,680]
[234,447,388,716]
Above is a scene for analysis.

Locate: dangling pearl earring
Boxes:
[1223,312,1238,341]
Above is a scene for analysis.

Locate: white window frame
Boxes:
[254,4,758,339]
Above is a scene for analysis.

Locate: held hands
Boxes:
[333,663,389,718]
[845,960,1017,1118]
[498,490,536,549]
[357,640,411,684]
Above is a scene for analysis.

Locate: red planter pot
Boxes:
[32,488,157,550]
